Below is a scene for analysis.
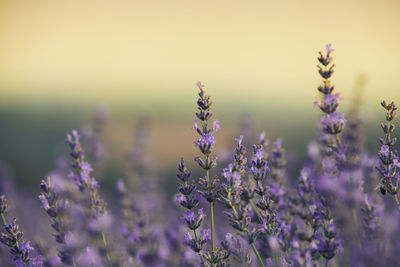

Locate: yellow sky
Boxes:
[0,0,399,109]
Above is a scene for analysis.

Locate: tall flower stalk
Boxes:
[0,195,43,267]
[315,44,345,151]
[192,82,219,254]
[376,100,400,210]
[39,177,75,265]
[176,82,231,266]
[219,136,265,267]
[65,130,111,265]
[313,44,344,267]
[175,158,213,264]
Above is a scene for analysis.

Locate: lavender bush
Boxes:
[0,44,398,267]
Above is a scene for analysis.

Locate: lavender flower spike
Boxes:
[0,195,43,267]
[66,130,111,264]
[192,82,221,260]
[39,176,75,265]
[316,44,345,150]
[66,130,106,217]
[376,101,400,211]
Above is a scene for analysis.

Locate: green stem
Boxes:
[206,169,215,253]
[210,201,215,251]
[232,203,265,266]
[394,194,400,212]
[352,209,361,247]
[99,224,112,266]
[1,213,6,225]
[325,259,329,267]
[334,134,342,148]
[249,199,263,221]
[251,243,265,267]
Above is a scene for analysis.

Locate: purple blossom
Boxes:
[181,209,205,230]
[192,119,198,130]
[174,194,186,205]
[320,113,346,135]
[78,247,102,266]
[274,138,283,148]
[20,241,34,252]
[193,133,216,148]
[213,120,220,131]
[258,131,266,142]
[221,164,241,187]
[184,232,193,244]
[196,81,205,90]
[65,130,106,216]
[200,229,211,242]
[380,145,389,154]
[38,194,50,210]
[326,43,334,53]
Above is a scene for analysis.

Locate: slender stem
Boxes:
[99,221,112,266]
[231,203,265,266]
[101,230,108,246]
[249,199,263,221]
[394,194,400,212]
[352,209,361,247]
[352,209,358,228]
[210,202,215,251]
[325,258,329,267]
[334,134,342,148]
[193,229,204,263]
[206,169,215,252]
[251,243,265,267]
[1,213,6,225]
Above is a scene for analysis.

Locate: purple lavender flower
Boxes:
[0,195,43,267]
[269,138,286,185]
[376,101,399,196]
[117,178,165,266]
[80,106,108,163]
[77,246,102,266]
[221,233,251,266]
[249,145,270,182]
[66,130,106,217]
[181,209,205,230]
[0,195,8,215]
[320,113,346,135]
[39,176,75,265]
[316,44,345,154]
[325,44,334,53]
[193,82,218,174]
[314,93,342,114]
[175,157,209,261]
[213,120,221,131]
[219,135,264,259]
[183,230,208,253]
[317,220,342,262]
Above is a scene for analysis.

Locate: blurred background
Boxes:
[1,0,400,189]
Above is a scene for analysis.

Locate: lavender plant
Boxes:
[219,136,265,266]
[2,44,400,267]
[116,179,166,266]
[175,158,213,264]
[376,100,400,208]
[0,195,43,267]
[39,177,75,265]
[65,130,112,265]
[315,44,345,152]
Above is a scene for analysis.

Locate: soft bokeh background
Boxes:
[1,0,399,187]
